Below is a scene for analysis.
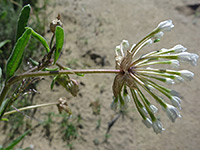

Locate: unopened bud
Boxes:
[67,79,79,97]
[57,97,72,115]
[50,14,63,33]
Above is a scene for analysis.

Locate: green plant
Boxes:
[0,129,31,150]
[0,0,48,79]
[54,112,81,149]
[0,4,199,144]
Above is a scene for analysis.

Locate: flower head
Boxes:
[111,20,198,133]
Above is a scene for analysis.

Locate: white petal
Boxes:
[190,53,199,66]
[178,52,199,66]
[140,107,148,117]
[157,20,174,32]
[170,60,180,68]
[121,40,129,49]
[142,118,152,128]
[172,44,187,52]
[115,45,121,56]
[152,32,164,42]
[149,104,158,114]
[171,96,182,110]
[174,75,184,83]
[166,78,175,84]
[179,70,194,81]
[152,120,165,134]
[124,94,131,103]
[165,104,181,122]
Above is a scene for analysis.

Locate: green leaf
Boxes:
[29,58,39,66]
[0,10,7,20]
[0,67,2,79]
[5,129,31,150]
[76,73,85,77]
[0,40,10,49]
[0,118,9,122]
[26,27,50,53]
[6,28,32,80]
[0,98,10,118]
[16,4,31,41]
[64,67,84,77]
[51,75,58,90]
[54,26,64,64]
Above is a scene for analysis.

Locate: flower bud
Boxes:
[171,96,181,110]
[67,79,79,97]
[149,104,158,114]
[142,118,152,128]
[164,104,181,122]
[57,97,72,115]
[157,20,174,32]
[152,119,165,134]
[170,60,180,68]
[50,14,63,33]
[171,44,187,52]
[179,70,194,81]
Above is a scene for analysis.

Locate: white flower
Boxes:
[121,40,129,49]
[178,52,199,66]
[166,78,175,84]
[179,70,194,81]
[152,31,164,42]
[157,20,174,32]
[140,106,148,117]
[165,104,181,122]
[142,118,152,128]
[174,75,184,83]
[152,120,165,134]
[115,45,121,56]
[171,96,181,110]
[171,44,187,52]
[120,94,131,110]
[124,94,131,103]
[154,31,164,39]
[149,104,158,114]
[119,40,129,56]
[170,60,180,68]
[190,53,199,66]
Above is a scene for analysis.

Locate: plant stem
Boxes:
[0,68,120,109]
[8,69,120,85]
[3,102,59,116]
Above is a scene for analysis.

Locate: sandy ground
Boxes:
[1,0,200,149]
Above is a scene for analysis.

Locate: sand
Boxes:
[1,0,200,149]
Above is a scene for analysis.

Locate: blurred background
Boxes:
[0,0,200,149]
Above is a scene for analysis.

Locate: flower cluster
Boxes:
[111,20,199,133]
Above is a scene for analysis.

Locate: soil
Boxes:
[1,0,200,150]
